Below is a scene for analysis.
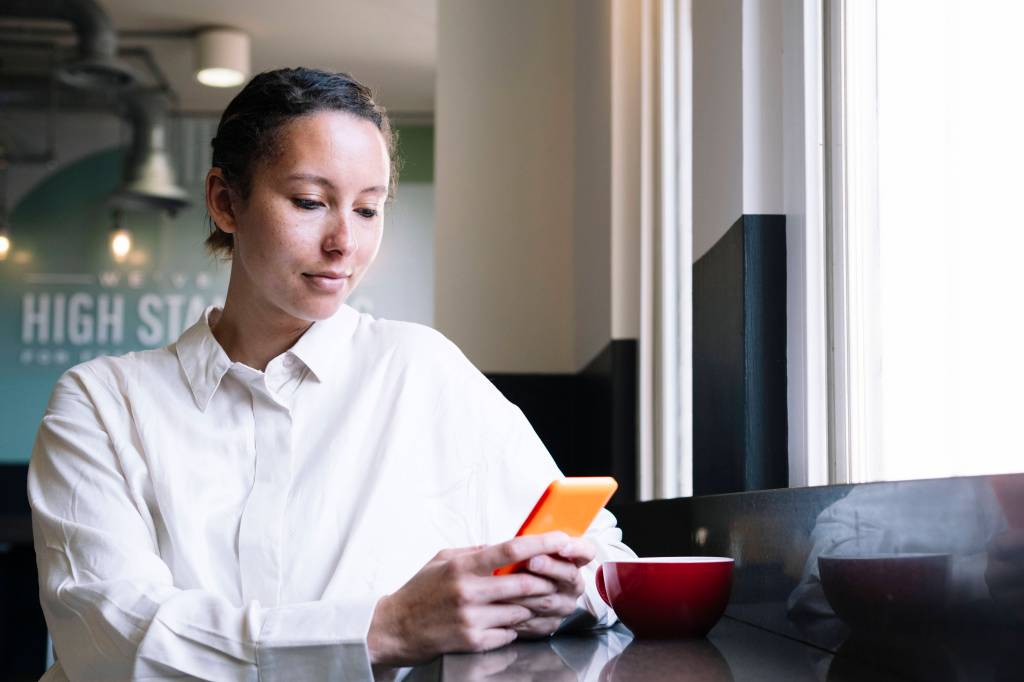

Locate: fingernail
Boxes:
[529,557,543,571]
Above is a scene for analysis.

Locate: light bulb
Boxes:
[197,67,245,87]
[0,233,10,261]
[195,28,250,88]
[111,229,132,262]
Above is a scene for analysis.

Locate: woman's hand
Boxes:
[504,537,597,639]
[367,532,575,666]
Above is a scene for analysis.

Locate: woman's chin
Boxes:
[292,296,348,322]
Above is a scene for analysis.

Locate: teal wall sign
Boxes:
[1,147,229,463]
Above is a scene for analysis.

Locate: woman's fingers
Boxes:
[555,537,598,567]
[462,603,534,629]
[465,532,571,575]
[525,554,585,586]
[468,572,558,602]
[502,592,579,617]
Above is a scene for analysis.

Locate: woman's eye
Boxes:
[292,198,325,210]
[355,207,379,219]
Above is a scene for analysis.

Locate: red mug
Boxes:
[596,557,734,638]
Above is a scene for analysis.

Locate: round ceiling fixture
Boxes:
[195,28,250,88]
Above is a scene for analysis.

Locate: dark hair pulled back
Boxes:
[206,67,396,259]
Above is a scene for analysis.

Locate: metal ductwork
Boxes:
[1,0,138,89]
[110,91,190,216]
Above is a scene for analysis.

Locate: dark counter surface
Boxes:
[603,474,1024,682]
[402,601,1020,681]
[407,618,898,681]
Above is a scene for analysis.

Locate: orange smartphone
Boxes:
[493,476,618,576]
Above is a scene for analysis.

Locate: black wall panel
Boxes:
[693,215,788,494]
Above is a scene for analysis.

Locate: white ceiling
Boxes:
[102,0,437,117]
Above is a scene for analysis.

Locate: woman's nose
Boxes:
[324,212,357,255]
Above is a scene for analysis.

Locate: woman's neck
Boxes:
[209,297,312,372]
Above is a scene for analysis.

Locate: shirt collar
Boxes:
[287,304,360,383]
[174,304,361,412]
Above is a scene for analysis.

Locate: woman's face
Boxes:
[219,110,390,323]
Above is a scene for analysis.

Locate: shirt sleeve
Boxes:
[29,367,376,682]
[439,345,637,629]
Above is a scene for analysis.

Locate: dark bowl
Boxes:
[818,553,951,632]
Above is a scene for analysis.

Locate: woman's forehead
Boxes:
[264,111,389,186]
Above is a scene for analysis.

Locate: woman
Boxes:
[29,67,634,681]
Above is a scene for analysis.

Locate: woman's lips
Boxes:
[302,273,350,292]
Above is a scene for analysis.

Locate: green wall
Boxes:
[396,125,434,183]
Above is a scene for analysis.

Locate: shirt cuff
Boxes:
[256,596,379,682]
[556,561,618,633]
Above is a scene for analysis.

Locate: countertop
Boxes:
[388,618,902,681]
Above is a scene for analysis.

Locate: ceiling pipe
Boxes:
[1,0,138,89]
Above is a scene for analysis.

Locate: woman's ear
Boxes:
[205,168,240,235]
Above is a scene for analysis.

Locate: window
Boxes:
[829,0,1024,482]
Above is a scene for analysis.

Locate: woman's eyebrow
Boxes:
[287,174,385,195]
[287,173,336,188]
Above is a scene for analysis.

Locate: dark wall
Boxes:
[487,339,638,506]
[693,214,788,494]
[0,464,46,681]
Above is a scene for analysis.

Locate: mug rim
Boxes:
[603,556,734,564]
[818,552,951,561]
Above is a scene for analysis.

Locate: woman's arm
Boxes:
[29,369,376,681]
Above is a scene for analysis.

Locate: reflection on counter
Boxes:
[419,618,894,681]
[598,637,733,681]
[611,473,1024,681]
[787,476,1024,681]
[788,477,1016,623]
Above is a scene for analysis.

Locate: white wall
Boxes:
[573,0,613,370]
[692,0,789,261]
[436,0,644,373]
[610,0,643,343]
[352,183,435,326]
[742,0,785,214]
[573,0,645,366]
[692,0,744,261]
[435,0,575,373]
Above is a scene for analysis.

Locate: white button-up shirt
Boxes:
[28,305,634,681]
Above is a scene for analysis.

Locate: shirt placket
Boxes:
[237,373,293,607]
